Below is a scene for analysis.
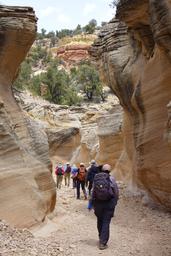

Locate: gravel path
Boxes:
[0,184,171,256]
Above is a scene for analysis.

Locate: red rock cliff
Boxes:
[90,0,171,210]
[56,44,90,65]
[0,5,56,227]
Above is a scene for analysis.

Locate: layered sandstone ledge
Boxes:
[90,0,171,210]
[56,44,90,65]
[0,5,56,227]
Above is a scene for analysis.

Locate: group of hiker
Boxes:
[55,160,119,250]
[55,160,97,199]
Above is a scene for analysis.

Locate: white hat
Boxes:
[66,162,70,165]
[90,159,96,165]
[102,164,111,171]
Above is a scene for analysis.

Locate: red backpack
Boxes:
[55,167,64,176]
[77,167,86,181]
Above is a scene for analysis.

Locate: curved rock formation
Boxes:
[90,1,171,210]
[0,5,56,228]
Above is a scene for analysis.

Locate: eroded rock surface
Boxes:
[90,1,171,209]
[15,91,122,169]
[0,5,56,228]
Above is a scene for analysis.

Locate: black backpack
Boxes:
[65,166,71,173]
[87,165,99,182]
[93,172,115,201]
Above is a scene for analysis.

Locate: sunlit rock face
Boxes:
[96,107,123,176]
[16,91,123,170]
[90,0,171,209]
[0,5,56,228]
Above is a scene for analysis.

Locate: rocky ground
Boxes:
[0,181,171,256]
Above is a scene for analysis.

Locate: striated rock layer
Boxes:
[56,44,90,65]
[0,5,56,228]
[90,0,171,210]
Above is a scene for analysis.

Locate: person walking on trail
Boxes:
[86,159,99,196]
[64,162,71,187]
[75,163,87,200]
[55,163,64,189]
[88,164,119,250]
[71,164,78,189]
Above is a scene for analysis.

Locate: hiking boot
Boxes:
[99,243,108,250]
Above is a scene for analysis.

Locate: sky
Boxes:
[4,0,116,32]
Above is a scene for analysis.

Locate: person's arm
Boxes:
[110,176,119,200]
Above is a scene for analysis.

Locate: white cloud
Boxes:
[83,3,96,16]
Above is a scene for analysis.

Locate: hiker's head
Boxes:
[66,162,70,166]
[90,159,96,165]
[102,164,111,173]
[58,163,62,167]
[80,163,85,168]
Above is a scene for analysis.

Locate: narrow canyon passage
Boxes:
[1,2,171,256]
[32,184,171,256]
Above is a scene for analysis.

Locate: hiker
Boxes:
[75,163,87,199]
[64,162,71,187]
[55,163,64,189]
[86,159,99,196]
[71,164,78,189]
[88,164,119,250]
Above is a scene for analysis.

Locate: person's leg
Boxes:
[73,179,77,188]
[64,174,67,186]
[76,180,80,199]
[81,181,87,199]
[56,176,59,188]
[97,217,103,238]
[66,173,69,186]
[59,176,63,189]
[99,208,115,246]
[68,173,71,187]
[88,182,93,195]
[72,178,75,188]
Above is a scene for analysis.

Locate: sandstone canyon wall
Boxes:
[0,6,56,228]
[15,91,123,170]
[90,0,171,210]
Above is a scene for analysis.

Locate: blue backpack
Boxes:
[93,172,116,201]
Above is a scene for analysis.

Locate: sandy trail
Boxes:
[33,184,171,256]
